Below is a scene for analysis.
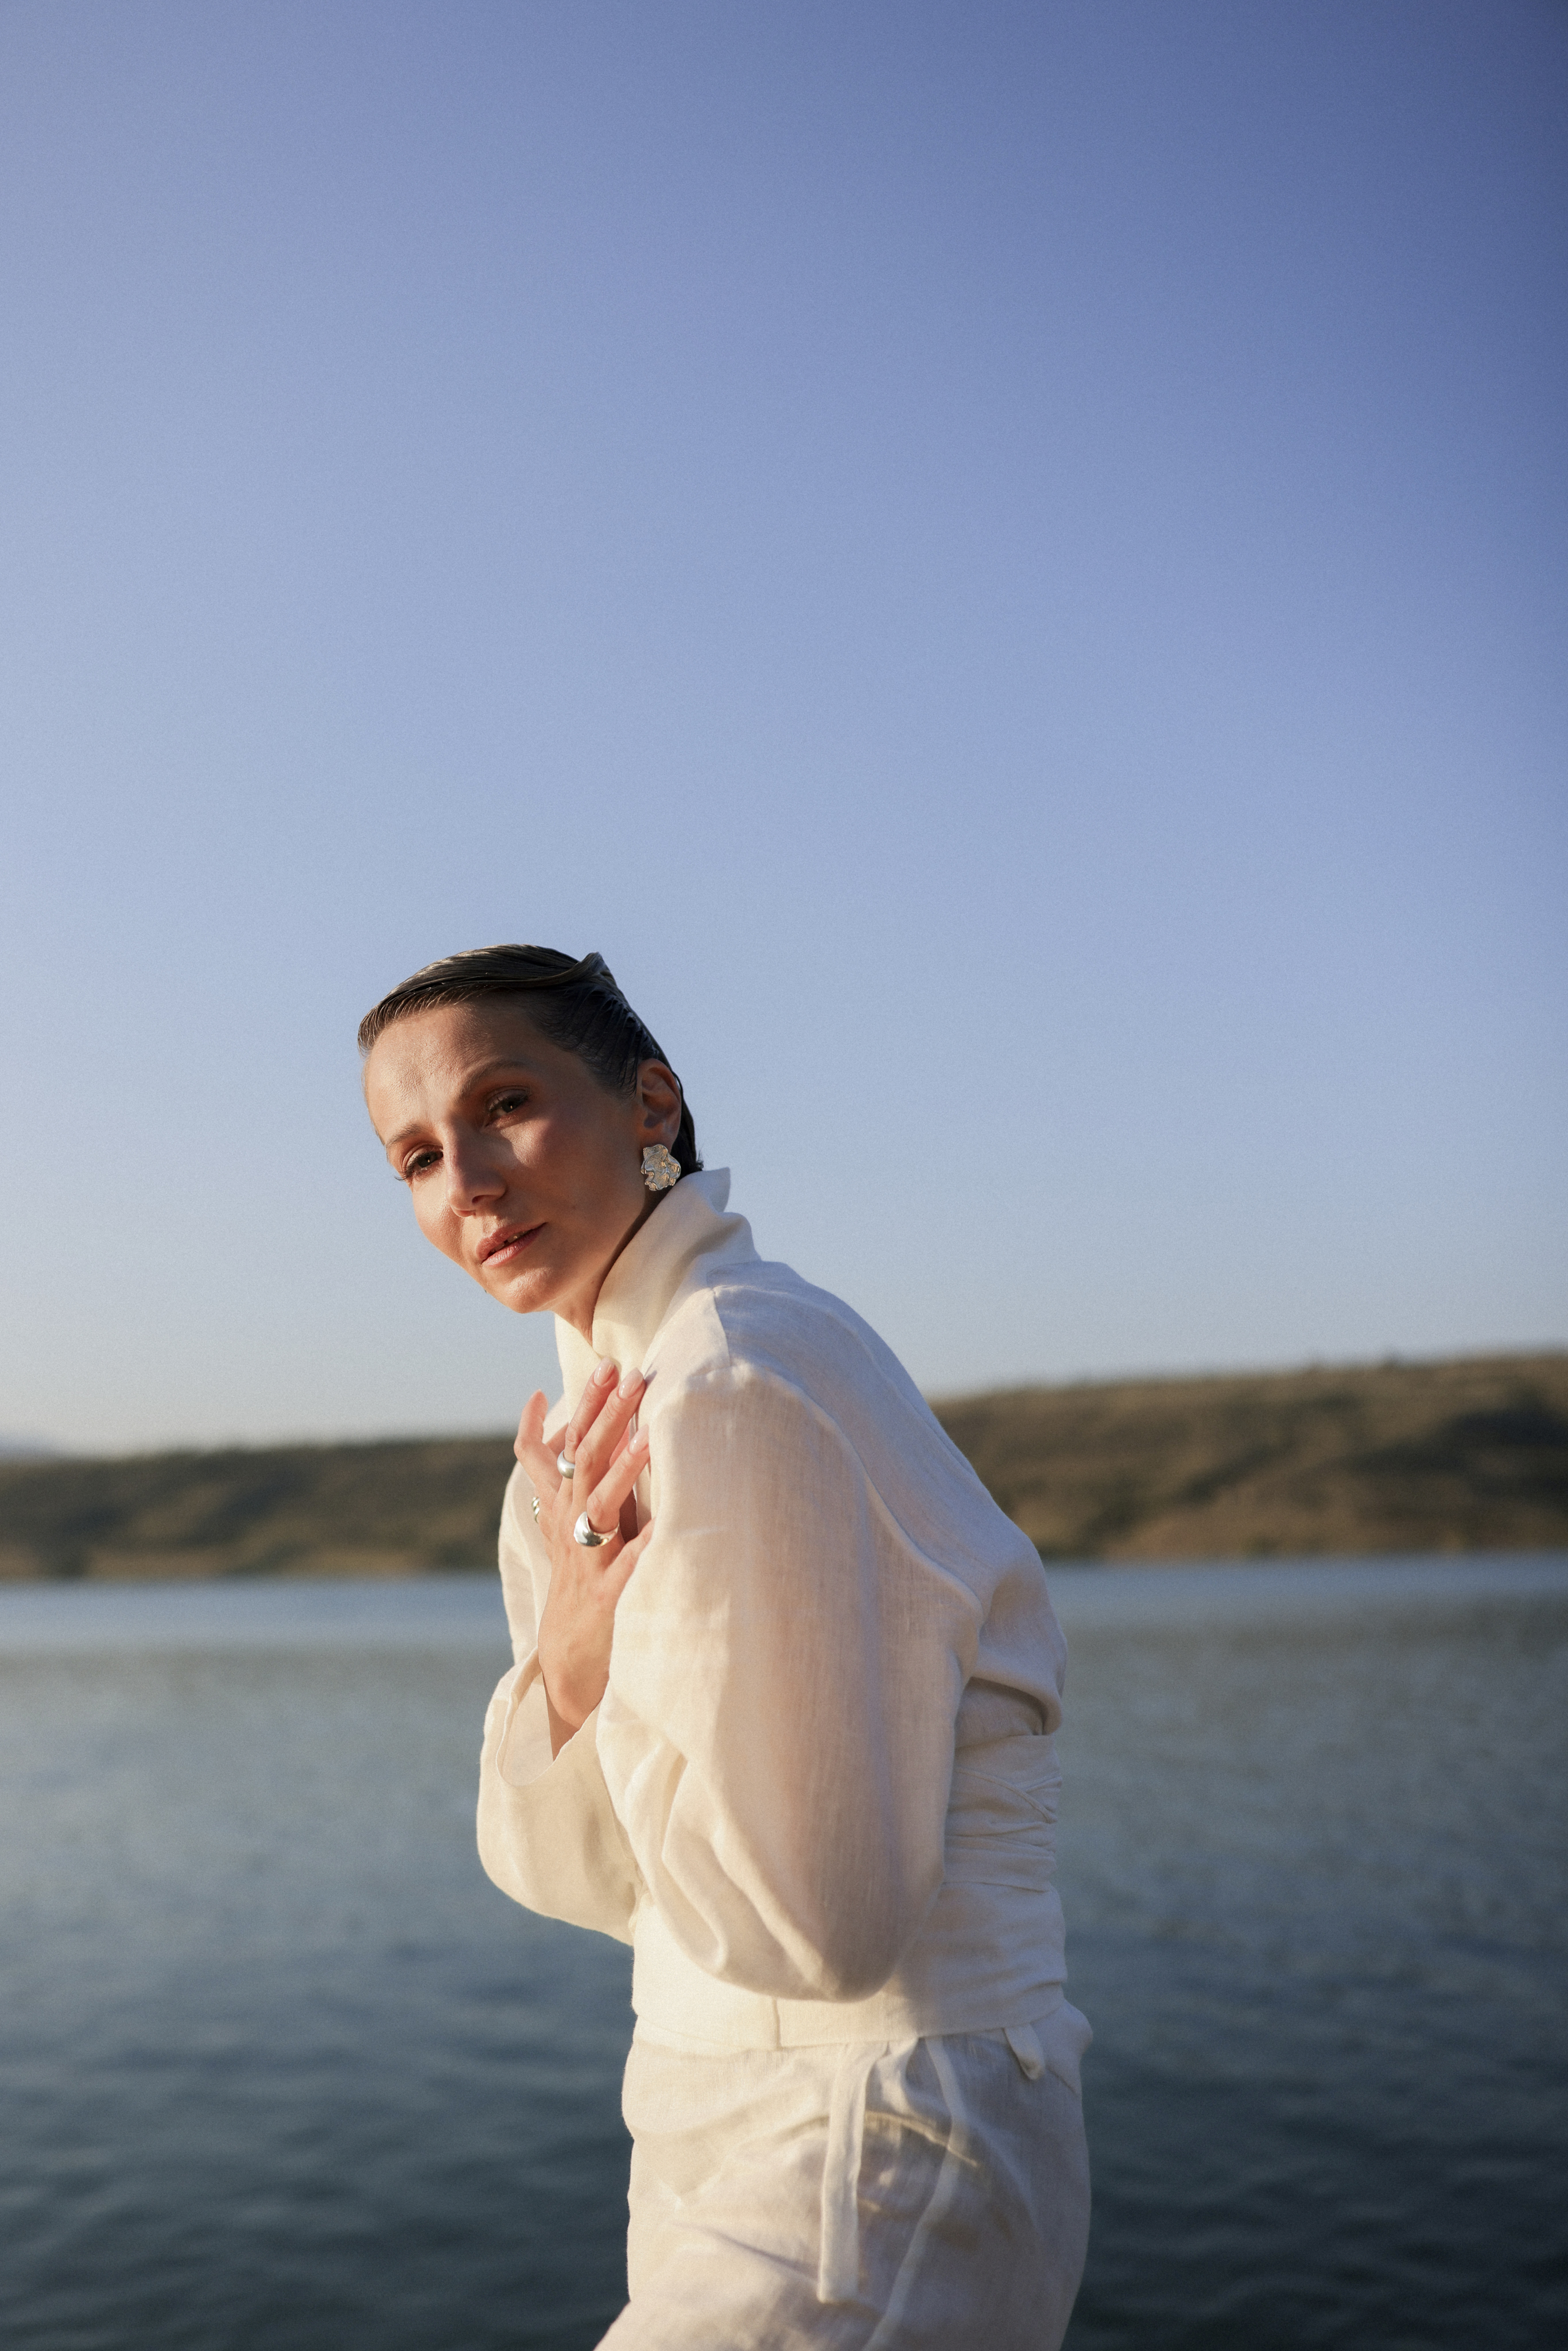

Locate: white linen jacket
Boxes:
[477,1170,1072,2051]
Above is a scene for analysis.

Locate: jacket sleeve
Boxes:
[474,1462,643,1945]
[595,1361,981,2002]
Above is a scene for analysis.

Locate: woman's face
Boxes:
[363,998,682,1339]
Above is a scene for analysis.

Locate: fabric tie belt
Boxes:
[815,2022,1049,2307]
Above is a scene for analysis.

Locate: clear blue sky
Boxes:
[2,1,1563,1453]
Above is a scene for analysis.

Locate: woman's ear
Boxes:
[634,1060,683,1149]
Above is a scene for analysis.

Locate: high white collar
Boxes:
[553,1168,758,1407]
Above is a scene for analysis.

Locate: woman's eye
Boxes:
[399,1149,441,1181]
[487,1091,528,1118]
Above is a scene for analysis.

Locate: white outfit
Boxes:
[478,1171,1090,2346]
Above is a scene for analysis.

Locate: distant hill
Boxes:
[1,1351,1564,1582]
[937,1351,1568,1559]
[0,1436,517,1582]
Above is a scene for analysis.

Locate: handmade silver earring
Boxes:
[641,1144,682,1193]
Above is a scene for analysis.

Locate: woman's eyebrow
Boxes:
[381,1060,539,1153]
[463,1057,539,1085]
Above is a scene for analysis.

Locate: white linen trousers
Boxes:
[476,1172,1090,2346]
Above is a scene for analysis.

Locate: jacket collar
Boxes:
[553,1169,757,1407]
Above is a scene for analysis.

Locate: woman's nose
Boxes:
[442,1131,506,1212]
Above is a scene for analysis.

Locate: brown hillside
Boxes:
[934,1352,1568,1559]
[0,1437,516,1582]
[1,1352,1563,1581]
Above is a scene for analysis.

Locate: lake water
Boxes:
[2,1557,1565,2350]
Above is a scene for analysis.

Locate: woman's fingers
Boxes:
[580,1425,650,1541]
[559,1357,624,1470]
[514,1389,548,1464]
[515,1365,649,1542]
[568,1364,646,1489]
[514,1390,565,1499]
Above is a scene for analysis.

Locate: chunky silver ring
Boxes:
[556,1450,575,1479]
[573,1511,612,1549]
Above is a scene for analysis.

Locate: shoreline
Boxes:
[4,1350,1565,1581]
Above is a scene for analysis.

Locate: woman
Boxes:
[360,944,1090,2349]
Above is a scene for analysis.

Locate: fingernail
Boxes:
[594,1359,618,1386]
[618,1367,644,1399]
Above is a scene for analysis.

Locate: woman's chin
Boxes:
[482,1260,557,1317]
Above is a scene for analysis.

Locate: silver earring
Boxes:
[641,1144,682,1193]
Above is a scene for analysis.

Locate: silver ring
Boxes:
[573,1510,612,1549]
[556,1450,575,1479]
[530,1493,541,1523]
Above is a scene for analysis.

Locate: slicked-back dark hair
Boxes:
[358,945,701,1176]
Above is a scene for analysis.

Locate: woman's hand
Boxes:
[515,1360,654,1758]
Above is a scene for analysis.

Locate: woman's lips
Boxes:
[478,1223,543,1268]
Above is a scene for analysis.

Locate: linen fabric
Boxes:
[475,1171,1089,2344]
[606,2021,1091,2350]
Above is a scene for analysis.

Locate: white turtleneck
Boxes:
[476,1169,1072,2049]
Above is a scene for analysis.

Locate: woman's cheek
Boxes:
[413,1188,461,1262]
